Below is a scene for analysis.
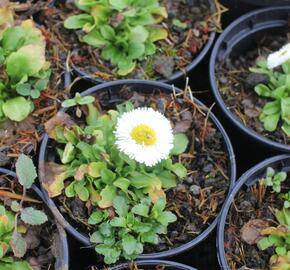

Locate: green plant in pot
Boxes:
[250,43,290,137]
[0,154,48,270]
[256,168,290,270]
[64,0,168,76]
[42,94,189,264]
[0,10,51,122]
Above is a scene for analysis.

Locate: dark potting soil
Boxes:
[216,30,290,145]
[46,86,231,257]
[224,174,289,269]
[38,0,217,81]
[0,173,59,270]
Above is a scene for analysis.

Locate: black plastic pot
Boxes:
[71,0,216,85]
[111,260,197,270]
[217,154,290,269]
[209,6,290,152]
[39,79,236,259]
[0,168,69,270]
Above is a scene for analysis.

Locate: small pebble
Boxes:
[190,185,201,195]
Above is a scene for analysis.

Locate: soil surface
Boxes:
[216,30,290,145]
[0,173,60,270]
[43,85,231,262]
[224,171,289,269]
[38,0,217,81]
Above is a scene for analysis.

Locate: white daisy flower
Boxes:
[267,42,290,69]
[115,107,174,166]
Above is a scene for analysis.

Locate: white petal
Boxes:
[267,43,290,69]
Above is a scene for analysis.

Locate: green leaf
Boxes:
[2,97,33,122]
[254,84,272,97]
[61,142,75,164]
[74,181,90,201]
[95,244,120,264]
[157,211,177,226]
[158,171,177,189]
[16,83,31,96]
[132,203,149,217]
[64,14,94,29]
[281,97,290,125]
[151,198,166,218]
[100,168,116,184]
[171,133,189,155]
[98,185,116,208]
[257,237,272,250]
[99,223,112,237]
[6,44,46,81]
[172,19,187,29]
[10,233,27,258]
[130,26,149,43]
[276,246,287,256]
[113,196,128,217]
[15,154,37,189]
[128,41,145,59]
[109,0,127,10]
[88,211,103,225]
[90,231,104,244]
[110,217,126,227]
[260,112,280,132]
[113,177,130,192]
[170,163,187,178]
[61,99,77,108]
[262,100,281,115]
[20,207,48,225]
[100,25,115,40]
[148,26,168,42]
[122,234,137,255]
[141,231,159,244]
[88,162,106,178]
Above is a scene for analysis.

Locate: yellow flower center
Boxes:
[131,124,157,146]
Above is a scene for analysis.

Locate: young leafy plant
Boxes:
[0,154,48,269]
[62,92,95,108]
[255,167,290,270]
[265,167,287,193]
[64,0,168,75]
[250,60,290,136]
[43,100,189,263]
[0,17,51,122]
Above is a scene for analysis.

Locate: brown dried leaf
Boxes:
[44,112,75,140]
[240,219,270,245]
[39,161,68,198]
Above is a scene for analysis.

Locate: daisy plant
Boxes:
[0,154,48,270]
[0,16,51,122]
[250,43,290,136]
[64,0,168,76]
[43,99,189,264]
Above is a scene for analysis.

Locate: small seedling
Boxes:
[265,167,287,193]
[61,92,95,108]
[0,154,48,269]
